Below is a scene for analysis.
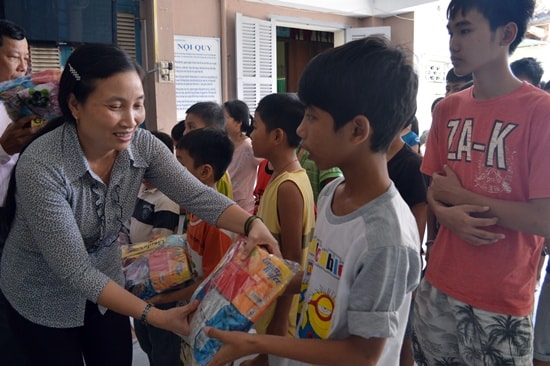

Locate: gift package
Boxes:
[189,238,300,366]
[121,235,196,300]
[0,69,62,126]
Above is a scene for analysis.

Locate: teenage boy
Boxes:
[413,0,550,365]
[510,56,545,88]
[204,36,421,366]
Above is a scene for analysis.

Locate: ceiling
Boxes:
[244,0,440,17]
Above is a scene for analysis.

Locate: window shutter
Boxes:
[117,12,137,60]
[29,44,61,71]
[236,13,276,111]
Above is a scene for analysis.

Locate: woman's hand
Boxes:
[148,300,199,336]
[245,218,281,258]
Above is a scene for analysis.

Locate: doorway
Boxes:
[276,27,334,92]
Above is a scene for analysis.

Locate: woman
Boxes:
[0,44,276,366]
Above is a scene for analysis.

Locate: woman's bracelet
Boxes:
[244,215,263,236]
[140,303,154,324]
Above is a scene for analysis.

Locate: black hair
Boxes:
[298,36,418,153]
[185,101,225,130]
[151,131,174,152]
[58,43,144,125]
[510,57,544,86]
[170,120,186,143]
[0,19,25,45]
[176,128,234,182]
[447,0,535,54]
[255,93,304,148]
[431,96,445,113]
[223,99,253,135]
[446,68,472,83]
[543,80,550,93]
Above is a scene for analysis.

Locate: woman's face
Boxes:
[69,70,145,157]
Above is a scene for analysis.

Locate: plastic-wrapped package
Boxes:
[0,70,62,126]
[189,238,300,366]
[121,235,196,300]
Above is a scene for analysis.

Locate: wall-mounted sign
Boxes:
[174,36,221,121]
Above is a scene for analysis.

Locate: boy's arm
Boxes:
[430,165,550,238]
[205,329,386,366]
[265,180,306,336]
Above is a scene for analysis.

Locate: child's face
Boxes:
[447,8,507,78]
[183,113,207,135]
[250,112,272,159]
[224,109,241,135]
[175,148,207,185]
[297,106,346,170]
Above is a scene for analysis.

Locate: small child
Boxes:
[224,99,261,213]
[248,93,316,366]
[205,36,421,366]
[183,101,233,199]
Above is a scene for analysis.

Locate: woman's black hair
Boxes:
[58,43,144,124]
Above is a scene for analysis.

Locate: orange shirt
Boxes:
[186,214,234,278]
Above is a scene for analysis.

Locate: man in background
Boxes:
[0,18,37,366]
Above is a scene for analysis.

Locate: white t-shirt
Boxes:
[0,102,18,206]
[271,178,421,366]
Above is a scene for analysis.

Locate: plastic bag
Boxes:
[189,237,300,366]
[121,235,196,300]
[0,70,62,126]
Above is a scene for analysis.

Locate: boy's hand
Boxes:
[430,165,463,205]
[204,327,257,366]
[433,201,505,245]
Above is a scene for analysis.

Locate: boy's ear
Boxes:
[272,128,285,144]
[500,22,518,47]
[198,163,214,183]
[349,115,370,145]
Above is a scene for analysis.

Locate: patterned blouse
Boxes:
[0,122,234,327]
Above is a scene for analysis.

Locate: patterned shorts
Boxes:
[412,279,533,366]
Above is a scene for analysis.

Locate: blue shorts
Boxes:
[412,279,533,366]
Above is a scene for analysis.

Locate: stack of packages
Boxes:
[121,235,196,300]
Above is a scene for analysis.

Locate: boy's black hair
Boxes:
[446,68,472,83]
[0,19,26,44]
[510,57,544,86]
[298,36,418,153]
[431,96,445,113]
[151,131,174,152]
[171,120,186,142]
[255,93,304,148]
[223,99,253,135]
[185,101,225,130]
[176,128,234,182]
[447,0,535,54]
